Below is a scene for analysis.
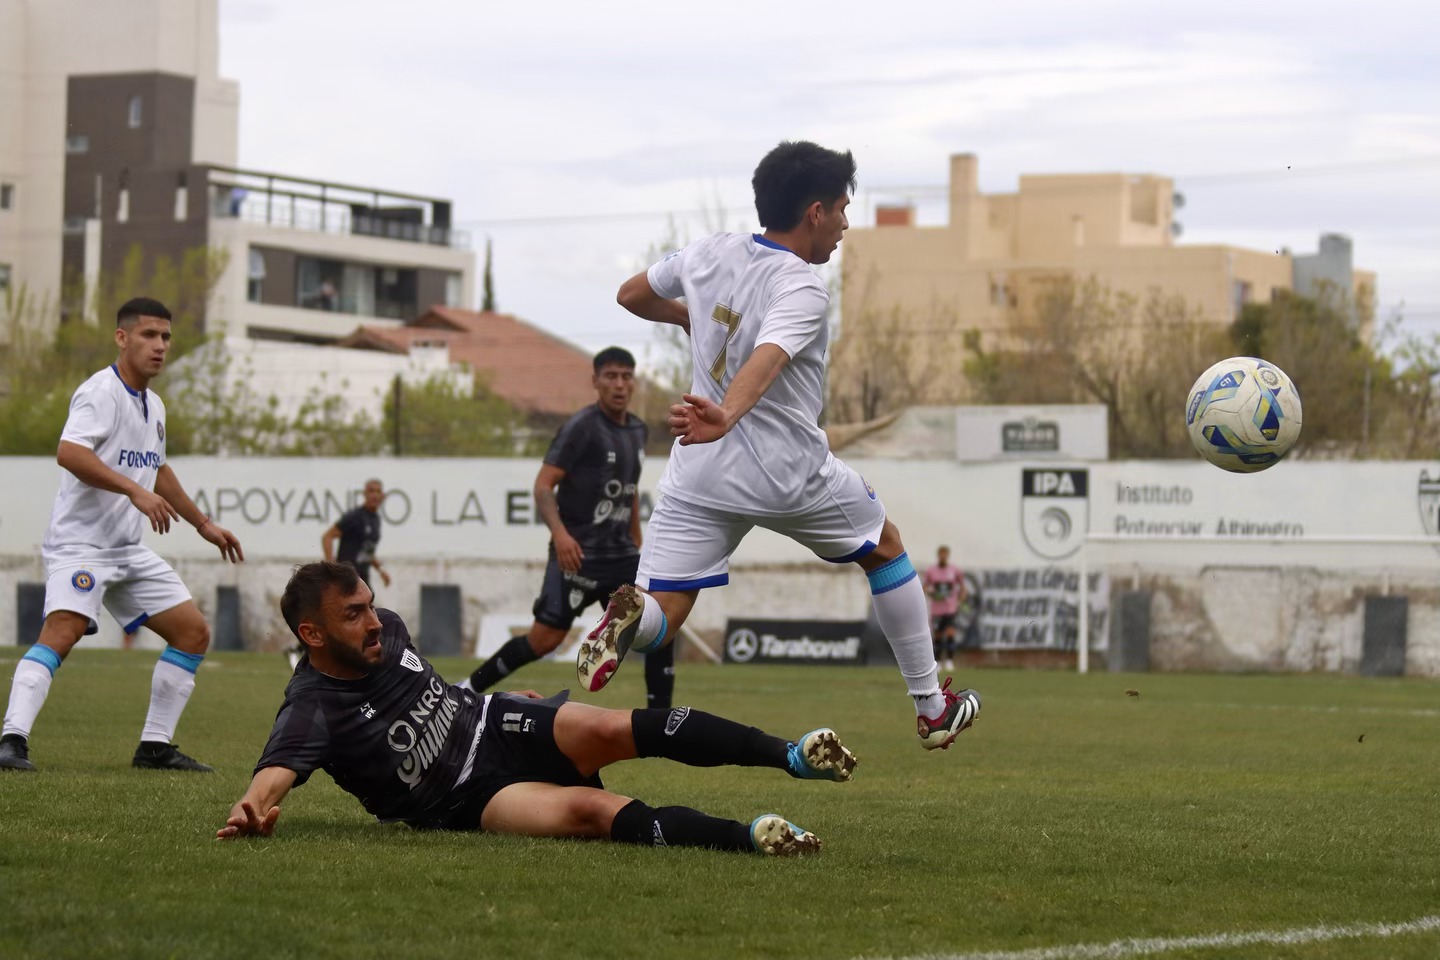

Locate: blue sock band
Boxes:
[636,610,668,654]
[22,644,63,676]
[159,647,205,674]
[867,552,918,595]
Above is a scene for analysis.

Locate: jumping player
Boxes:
[576,141,981,750]
[219,562,855,856]
[464,348,675,709]
[0,297,244,773]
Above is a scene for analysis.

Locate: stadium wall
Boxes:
[3,457,1439,676]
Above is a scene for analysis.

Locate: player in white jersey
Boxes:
[0,298,244,773]
[576,141,981,749]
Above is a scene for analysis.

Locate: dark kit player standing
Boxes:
[322,479,390,590]
[465,348,675,707]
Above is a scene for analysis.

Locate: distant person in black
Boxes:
[322,479,390,590]
[217,561,857,856]
[466,347,675,707]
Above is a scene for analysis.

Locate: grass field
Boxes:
[1,650,1437,960]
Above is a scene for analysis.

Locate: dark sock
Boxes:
[469,635,540,692]
[609,798,752,852]
[643,643,675,710]
[631,707,789,769]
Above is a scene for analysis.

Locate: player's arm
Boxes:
[57,440,181,533]
[534,463,583,573]
[320,524,341,562]
[216,766,297,839]
[154,464,243,562]
[617,272,690,334]
[670,343,790,446]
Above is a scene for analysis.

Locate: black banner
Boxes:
[723,619,867,666]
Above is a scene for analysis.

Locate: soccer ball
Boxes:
[1185,357,1302,473]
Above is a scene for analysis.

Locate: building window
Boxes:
[444,273,462,307]
[0,263,11,292]
[63,216,88,235]
[0,183,13,210]
[65,134,89,154]
[1232,280,1253,318]
[128,96,143,129]
[247,249,266,303]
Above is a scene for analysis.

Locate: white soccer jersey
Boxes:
[647,232,831,516]
[42,365,168,556]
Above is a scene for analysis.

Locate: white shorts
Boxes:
[637,456,886,591]
[43,546,192,636]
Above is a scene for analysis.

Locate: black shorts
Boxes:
[533,551,639,630]
[424,690,603,830]
[931,613,957,635]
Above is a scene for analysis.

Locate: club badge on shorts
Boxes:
[71,570,96,592]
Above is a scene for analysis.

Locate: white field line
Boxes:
[1078,697,1440,718]
[865,914,1440,960]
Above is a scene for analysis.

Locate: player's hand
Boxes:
[216,800,280,839]
[670,394,730,445]
[554,532,584,574]
[130,489,181,533]
[379,568,393,588]
[199,520,244,563]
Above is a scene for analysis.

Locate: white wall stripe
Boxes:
[866,915,1440,960]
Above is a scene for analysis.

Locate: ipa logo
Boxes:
[1020,468,1089,560]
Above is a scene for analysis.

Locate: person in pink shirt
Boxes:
[923,546,966,670]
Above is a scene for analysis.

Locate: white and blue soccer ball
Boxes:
[1185,357,1303,473]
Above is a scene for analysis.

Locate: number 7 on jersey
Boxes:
[708,303,742,383]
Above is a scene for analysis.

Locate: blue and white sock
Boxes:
[867,553,944,717]
[3,644,62,740]
[140,648,203,744]
[633,591,668,653]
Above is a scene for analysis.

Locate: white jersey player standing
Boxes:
[577,141,981,749]
[0,297,244,773]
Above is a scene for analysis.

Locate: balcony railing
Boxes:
[205,165,470,250]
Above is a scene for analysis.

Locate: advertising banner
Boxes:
[722,619,867,665]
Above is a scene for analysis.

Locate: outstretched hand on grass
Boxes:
[217,800,280,839]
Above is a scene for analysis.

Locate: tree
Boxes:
[383,371,543,457]
[482,237,496,312]
[0,245,224,454]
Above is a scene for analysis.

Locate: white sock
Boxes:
[866,553,944,717]
[634,591,668,653]
[140,649,202,744]
[3,647,61,740]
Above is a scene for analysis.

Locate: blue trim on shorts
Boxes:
[866,552,917,595]
[123,612,150,634]
[822,539,878,564]
[647,574,729,592]
[160,647,205,674]
[22,644,63,676]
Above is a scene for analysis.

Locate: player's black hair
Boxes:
[281,561,361,639]
[752,141,857,231]
[116,296,172,328]
[593,346,636,373]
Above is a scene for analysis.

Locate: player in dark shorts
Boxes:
[465,347,675,708]
[217,562,857,856]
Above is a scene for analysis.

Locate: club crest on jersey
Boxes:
[157,420,165,442]
[568,588,585,611]
[71,570,96,592]
[400,649,424,672]
[862,477,877,501]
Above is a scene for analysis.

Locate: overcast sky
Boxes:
[219,0,1439,368]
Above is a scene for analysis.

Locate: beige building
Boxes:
[837,154,1375,411]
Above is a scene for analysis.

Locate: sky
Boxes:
[218,0,1440,369]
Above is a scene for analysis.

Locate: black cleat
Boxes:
[0,733,36,772]
[132,741,214,772]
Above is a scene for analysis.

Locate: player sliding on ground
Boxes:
[577,140,981,749]
[218,562,856,856]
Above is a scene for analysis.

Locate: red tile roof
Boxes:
[336,307,598,417]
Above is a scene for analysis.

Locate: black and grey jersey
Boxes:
[544,404,647,560]
[254,609,479,824]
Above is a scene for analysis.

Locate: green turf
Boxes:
[0,651,1436,960]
